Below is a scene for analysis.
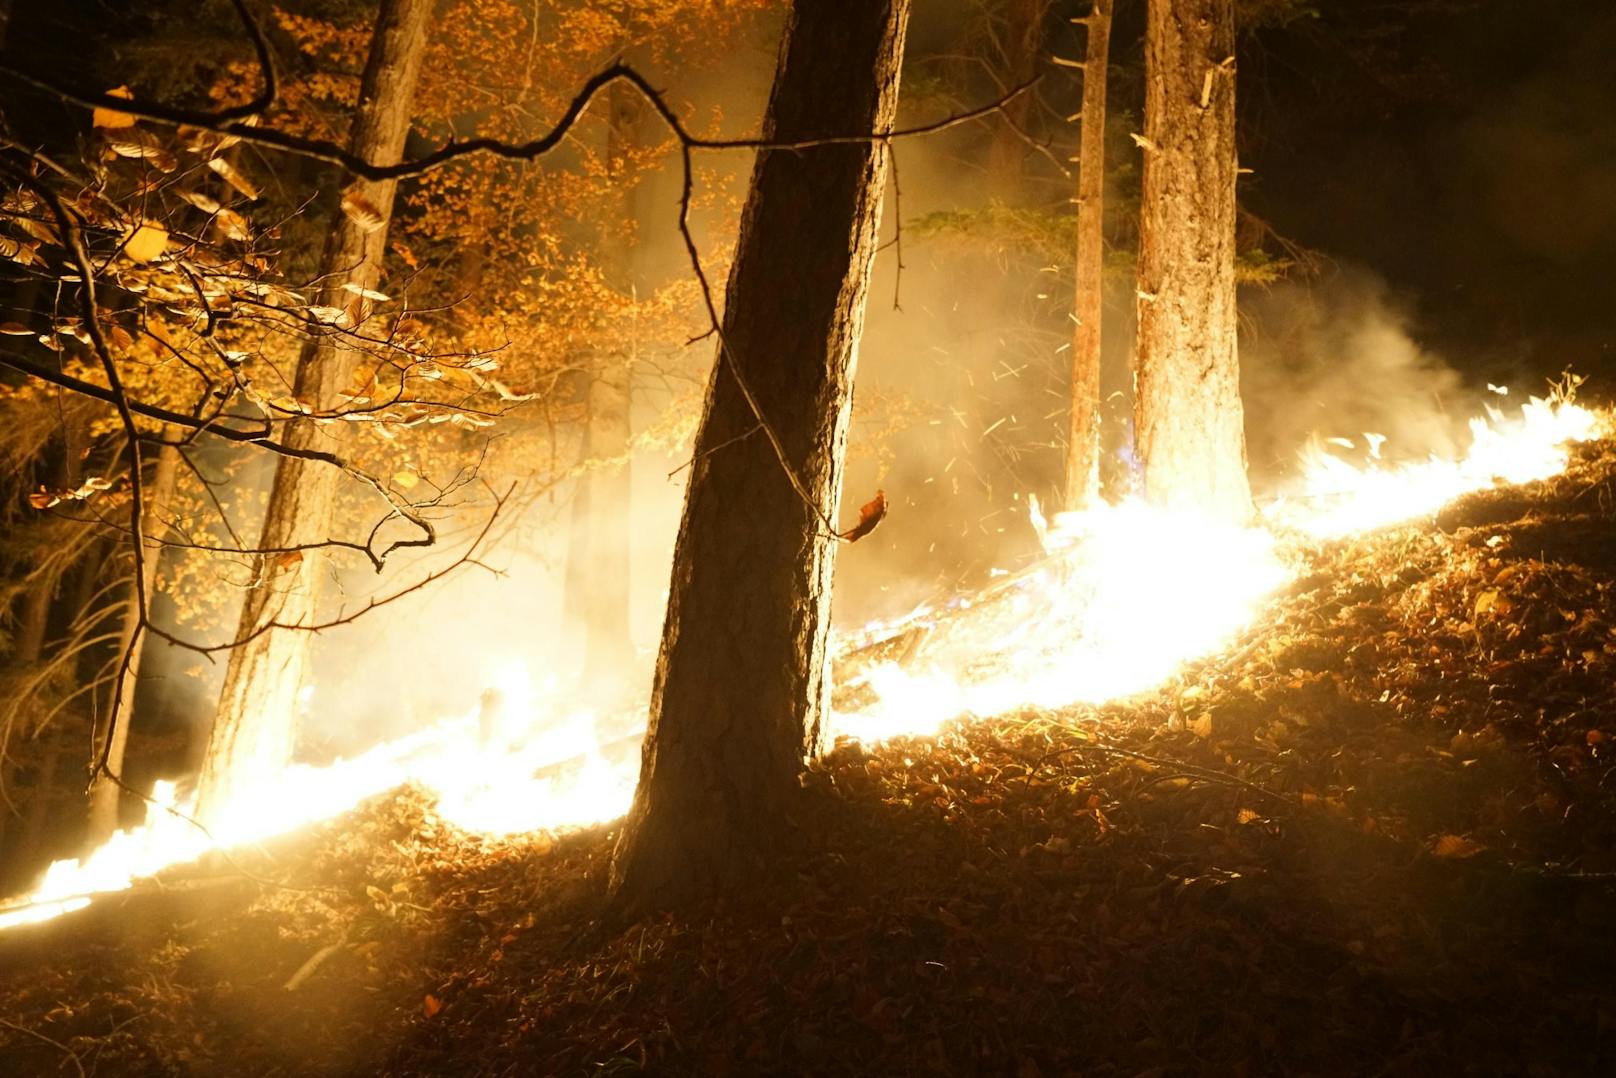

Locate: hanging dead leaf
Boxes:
[207,157,261,200]
[104,128,177,171]
[92,86,137,130]
[422,994,442,1018]
[0,322,32,336]
[0,236,44,267]
[121,221,168,263]
[305,305,350,327]
[27,489,54,510]
[841,489,888,543]
[341,281,390,302]
[212,207,251,242]
[176,189,222,215]
[340,187,386,233]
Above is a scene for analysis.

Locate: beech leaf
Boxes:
[841,489,888,543]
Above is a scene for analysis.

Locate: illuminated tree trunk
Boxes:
[564,78,641,692]
[86,439,179,845]
[195,0,432,828]
[1063,0,1112,510]
[986,0,1051,191]
[1132,0,1253,521]
[609,0,910,910]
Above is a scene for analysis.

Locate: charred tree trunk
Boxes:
[564,77,642,693]
[608,0,910,911]
[1132,0,1253,521]
[195,0,432,828]
[1063,0,1112,510]
[986,0,1051,193]
[86,439,179,845]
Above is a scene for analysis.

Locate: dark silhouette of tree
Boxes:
[608,0,912,911]
[195,0,436,827]
[1063,0,1113,510]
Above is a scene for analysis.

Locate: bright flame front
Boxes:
[0,388,1604,930]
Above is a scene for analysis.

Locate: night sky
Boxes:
[1238,0,1616,381]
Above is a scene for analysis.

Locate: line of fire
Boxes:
[0,1,1613,1073]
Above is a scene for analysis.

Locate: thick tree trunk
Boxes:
[986,0,1051,193]
[86,439,179,845]
[564,77,641,692]
[1063,0,1112,510]
[608,0,910,910]
[1132,0,1253,522]
[195,0,432,829]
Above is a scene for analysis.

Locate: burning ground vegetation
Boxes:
[3,436,1616,1076]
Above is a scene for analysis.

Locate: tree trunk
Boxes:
[564,77,642,694]
[986,0,1051,193]
[608,0,910,911]
[86,439,179,845]
[195,0,432,829]
[1132,0,1253,522]
[1063,0,1112,510]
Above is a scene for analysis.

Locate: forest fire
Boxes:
[1,390,1601,931]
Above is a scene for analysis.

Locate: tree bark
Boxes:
[608,0,910,911]
[564,77,642,694]
[86,439,179,846]
[986,0,1051,193]
[1132,0,1253,522]
[195,0,432,829]
[1063,0,1112,510]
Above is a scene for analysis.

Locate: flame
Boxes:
[828,391,1603,742]
[0,387,1603,930]
[0,674,636,930]
[830,500,1291,742]
[1272,393,1602,538]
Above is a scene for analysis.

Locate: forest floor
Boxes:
[3,440,1616,1076]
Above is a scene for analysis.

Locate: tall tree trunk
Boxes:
[608,0,910,911]
[1132,0,1253,522]
[86,439,179,846]
[1063,0,1112,510]
[564,77,641,694]
[195,0,432,829]
[986,0,1051,193]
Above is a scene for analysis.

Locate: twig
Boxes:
[0,1017,86,1078]
[284,932,350,991]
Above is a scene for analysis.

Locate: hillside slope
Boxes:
[2,440,1615,1075]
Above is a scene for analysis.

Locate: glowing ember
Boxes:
[0,386,1603,931]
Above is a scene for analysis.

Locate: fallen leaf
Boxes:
[422,994,442,1018]
[1432,834,1486,859]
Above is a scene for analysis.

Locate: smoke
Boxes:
[1240,266,1470,486]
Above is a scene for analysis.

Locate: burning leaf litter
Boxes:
[0,390,1604,932]
[2,427,1615,1073]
